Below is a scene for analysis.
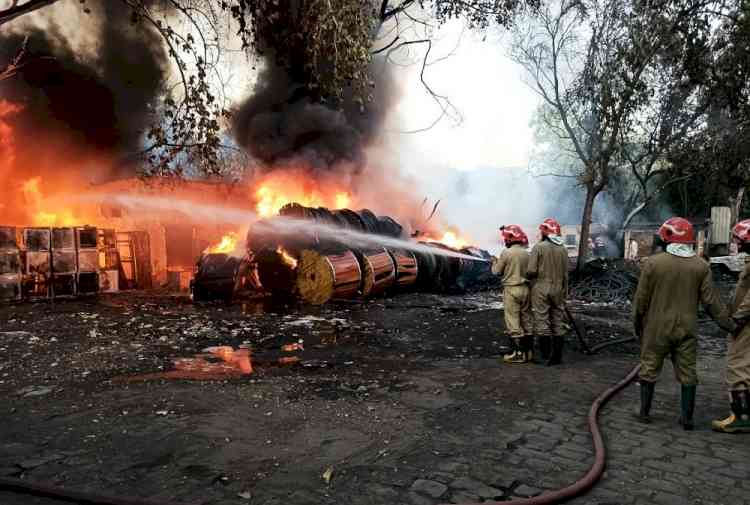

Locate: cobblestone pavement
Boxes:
[0,292,746,505]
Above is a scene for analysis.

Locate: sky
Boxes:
[387,21,538,172]
[376,20,544,251]
[216,16,545,251]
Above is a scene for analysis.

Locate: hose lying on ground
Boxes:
[450,331,641,505]
[0,476,202,505]
[1,335,640,505]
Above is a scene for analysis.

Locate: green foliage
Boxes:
[222,0,536,108]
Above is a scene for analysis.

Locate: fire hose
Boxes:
[1,336,640,505]
[451,362,642,505]
[0,475,201,505]
[451,311,641,505]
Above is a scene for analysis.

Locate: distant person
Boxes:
[713,219,750,433]
[593,235,606,257]
[528,218,569,366]
[492,225,533,364]
[634,217,735,430]
[627,239,639,260]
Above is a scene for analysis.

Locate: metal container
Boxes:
[52,274,76,298]
[52,250,77,274]
[24,228,51,251]
[77,272,99,295]
[711,207,732,245]
[52,227,75,250]
[76,226,98,249]
[99,269,119,293]
[77,249,98,272]
[0,227,20,249]
[0,249,22,302]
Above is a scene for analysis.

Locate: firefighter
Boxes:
[634,217,735,430]
[492,225,532,364]
[528,218,569,366]
[712,219,750,433]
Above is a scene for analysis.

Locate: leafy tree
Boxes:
[664,1,750,220]
[1,0,538,175]
[512,0,735,269]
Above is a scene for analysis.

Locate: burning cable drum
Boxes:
[248,203,496,305]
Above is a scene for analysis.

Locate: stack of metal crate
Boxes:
[0,226,101,302]
[76,227,99,295]
[0,227,22,302]
[24,227,52,300]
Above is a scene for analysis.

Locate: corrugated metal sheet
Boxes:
[711,207,732,244]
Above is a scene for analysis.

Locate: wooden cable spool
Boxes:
[376,215,404,237]
[296,249,361,305]
[356,247,396,298]
[357,209,380,234]
[256,248,298,294]
[387,248,418,289]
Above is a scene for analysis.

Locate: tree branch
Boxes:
[0,0,59,27]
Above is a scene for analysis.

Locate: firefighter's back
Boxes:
[641,252,710,339]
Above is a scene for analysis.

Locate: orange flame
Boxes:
[21,177,80,226]
[205,232,240,254]
[253,170,352,217]
[423,231,470,250]
[276,246,298,269]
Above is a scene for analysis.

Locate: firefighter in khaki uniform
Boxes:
[634,217,735,430]
[492,225,532,364]
[528,218,569,366]
[713,219,750,433]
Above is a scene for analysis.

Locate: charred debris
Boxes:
[193,203,498,305]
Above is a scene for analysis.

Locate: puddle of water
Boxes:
[113,341,313,383]
[114,346,253,383]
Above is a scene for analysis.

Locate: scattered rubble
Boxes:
[570,258,639,304]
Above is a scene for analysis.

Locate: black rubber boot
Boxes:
[502,338,520,363]
[538,335,551,362]
[523,336,535,363]
[546,336,563,366]
[712,390,750,433]
[678,384,696,431]
[637,381,655,423]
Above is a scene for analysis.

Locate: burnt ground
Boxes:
[0,288,748,505]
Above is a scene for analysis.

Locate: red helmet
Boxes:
[501,225,528,246]
[733,219,750,243]
[539,218,561,237]
[658,217,695,244]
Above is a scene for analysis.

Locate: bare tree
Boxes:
[0,35,29,81]
[513,0,730,269]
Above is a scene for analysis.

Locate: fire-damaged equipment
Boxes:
[191,253,257,302]
[251,203,496,305]
[0,227,22,302]
[0,226,102,302]
[23,227,52,299]
[51,227,77,298]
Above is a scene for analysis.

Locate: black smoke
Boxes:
[0,0,168,180]
[232,53,398,174]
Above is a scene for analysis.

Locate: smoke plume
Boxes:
[232,59,398,175]
[0,0,168,223]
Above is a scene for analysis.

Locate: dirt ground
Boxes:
[1,288,747,505]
